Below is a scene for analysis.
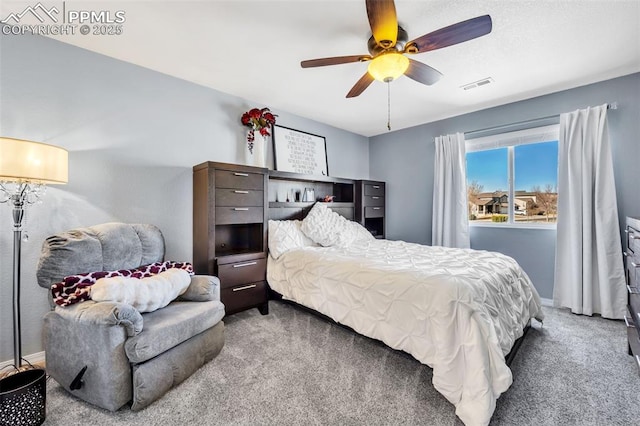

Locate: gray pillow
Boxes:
[179,275,220,302]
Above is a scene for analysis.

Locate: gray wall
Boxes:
[0,32,369,361]
[370,73,640,299]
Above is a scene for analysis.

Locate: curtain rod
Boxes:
[465,102,618,138]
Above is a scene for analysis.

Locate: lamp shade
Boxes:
[367,52,409,82]
[0,137,68,184]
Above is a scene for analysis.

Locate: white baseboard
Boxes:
[0,351,46,370]
[540,297,553,307]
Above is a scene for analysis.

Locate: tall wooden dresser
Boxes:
[625,216,640,373]
[355,180,385,239]
[193,162,269,316]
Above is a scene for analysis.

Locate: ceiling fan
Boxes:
[301,0,493,98]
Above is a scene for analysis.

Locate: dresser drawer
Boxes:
[628,253,640,284]
[221,281,267,314]
[629,251,640,286]
[629,287,640,327]
[215,188,264,207]
[363,195,384,207]
[364,184,384,197]
[628,226,640,256]
[217,258,266,289]
[215,207,264,225]
[626,315,640,374]
[215,170,264,190]
[365,206,384,218]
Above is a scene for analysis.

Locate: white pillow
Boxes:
[268,220,317,259]
[300,203,358,247]
[348,220,376,244]
[90,268,191,313]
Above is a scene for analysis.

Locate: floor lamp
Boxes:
[0,137,68,369]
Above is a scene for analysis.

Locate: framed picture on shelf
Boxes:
[273,125,328,176]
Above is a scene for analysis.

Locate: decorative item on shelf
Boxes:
[241,107,277,168]
[322,195,335,203]
[0,137,68,425]
[302,187,315,202]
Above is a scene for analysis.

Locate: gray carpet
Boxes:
[42,301,639,425]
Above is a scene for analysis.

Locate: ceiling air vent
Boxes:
[461,77,494,90]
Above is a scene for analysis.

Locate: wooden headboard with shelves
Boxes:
[267,170,355,221]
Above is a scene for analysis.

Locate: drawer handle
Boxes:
[372,196,380,200]
[373,207,381,210]
[628,285,640,294]
[233,172,249,177]
[630,235,639,240]
[233,208,249,211]
[625,316,636,328]
[372,185,380,189]
[631,261,640,268]
[234,190,249,194]
[233,261,257,268]
[232,284,257,292]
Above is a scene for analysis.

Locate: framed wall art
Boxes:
[273,125,328,176]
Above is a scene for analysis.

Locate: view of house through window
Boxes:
[466,125,559,225]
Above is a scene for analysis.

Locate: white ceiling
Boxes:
[3,0,640,136]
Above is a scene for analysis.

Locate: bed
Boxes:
[266,203,544,426]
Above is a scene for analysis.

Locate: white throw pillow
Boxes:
[268,220,317,259]
[300,203,357,247]
[348,220,376,244]
[90,268,191,313]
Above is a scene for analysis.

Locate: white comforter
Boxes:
[267,238,544,426]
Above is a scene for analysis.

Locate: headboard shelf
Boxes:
[269,201,354,209]
[268,170,355,208]
[268,170,356,221]
[268,202,355,221]
[268,170,353,185]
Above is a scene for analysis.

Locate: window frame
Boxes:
[465,124,559,229]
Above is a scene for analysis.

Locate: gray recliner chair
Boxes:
[37,223,225,411]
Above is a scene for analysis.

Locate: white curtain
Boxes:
[432,133,470,248]
[553,104,626,319]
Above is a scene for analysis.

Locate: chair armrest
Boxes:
[179,275,220,302]
[53,300,143,337]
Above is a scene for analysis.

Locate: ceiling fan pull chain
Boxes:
[387,81,391,131]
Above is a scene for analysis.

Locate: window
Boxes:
[466,124,559,226]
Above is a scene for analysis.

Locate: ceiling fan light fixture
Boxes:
[367,52,409,82]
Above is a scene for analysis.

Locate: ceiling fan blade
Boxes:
[366,0,398,48]
[404,15,492,54]
[301,55,372,68]
[346,73,375,98]
[405,59,443,86]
